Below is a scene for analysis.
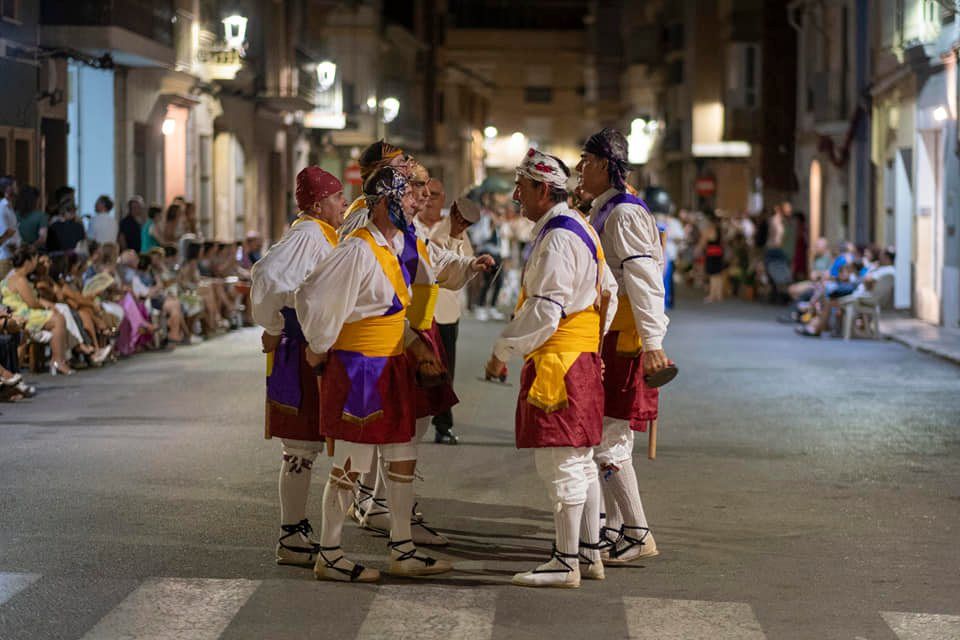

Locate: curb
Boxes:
[881,332,960,367]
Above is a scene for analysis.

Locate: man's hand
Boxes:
[485,355,507,381]
[261,331,281,354]
[305,348,328,369]
[471,255,496,273]
[643,349,671,377]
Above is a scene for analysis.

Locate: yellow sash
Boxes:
[408,238,438,331]
[291,214,340,248]
[344,196,367,219]
[609,295,642,356]
[331,227,409,356]
[513,281,601,413]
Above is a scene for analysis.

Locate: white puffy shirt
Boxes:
[295,221,412,354]
[493,203,618,362]
[589,188,668,351]
[250,218,336,336]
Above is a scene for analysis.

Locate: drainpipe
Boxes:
[853,0,871,245]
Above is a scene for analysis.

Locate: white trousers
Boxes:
[594,417,634,466]
[333,440,417,474]
[533,447,595,506]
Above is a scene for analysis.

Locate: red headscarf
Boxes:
[295,166,342,211]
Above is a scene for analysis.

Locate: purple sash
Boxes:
[590,192,649,235]
[335,234,413,422]
[266,308,305,411]
[536,215,599,265]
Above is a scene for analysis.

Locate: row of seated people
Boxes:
[0,239,252,402]
[781,240,896,338]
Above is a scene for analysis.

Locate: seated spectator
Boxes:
[46,196,86,254]
[796,249,896,337]
[89,195,118,246]
[241,231,263,268]
[0,299,35,397]
[33,254,99,365]
[787,237,833,302]
[136,250,191,346]
[1,246,76,375]
[47,254,112,366]
[179,241,221,335]
[15,185,48,250]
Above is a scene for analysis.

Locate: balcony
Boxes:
[39,0,175,67]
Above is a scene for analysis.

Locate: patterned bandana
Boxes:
[583,128,629,190]
[515,148,569,190]
[363,167,408,231]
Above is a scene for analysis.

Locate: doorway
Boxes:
[914,130,942,324]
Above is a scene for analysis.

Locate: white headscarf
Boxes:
[515,148,569,190]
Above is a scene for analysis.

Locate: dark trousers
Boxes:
[0,332,21,373]
[432,320,459,430]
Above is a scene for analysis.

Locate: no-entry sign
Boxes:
[345,162,362,186]
[695,175,716,197]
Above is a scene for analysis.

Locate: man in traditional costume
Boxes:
[347,160,493,540]
[485,149,617,588]
[250,166,346,567]
[577,128,673,564]
[295,166,452,582]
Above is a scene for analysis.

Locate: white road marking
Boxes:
[79,577,259,640]
[0,572,40,607]
[358,585,497,640]
[623,597,767,639]
[881,611,960,639]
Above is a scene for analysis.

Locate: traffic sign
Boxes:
[345,162,362,186]
[695,175,716,197]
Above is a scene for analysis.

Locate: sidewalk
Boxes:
[879,313,960,366]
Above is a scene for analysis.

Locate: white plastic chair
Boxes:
[841,274,894,340]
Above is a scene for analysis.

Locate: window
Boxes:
[668,60,684,85]
[14,139,29,183]
[524,87,553,104]
[1,0,19,22]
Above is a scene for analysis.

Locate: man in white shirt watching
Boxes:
[0,176,21,279]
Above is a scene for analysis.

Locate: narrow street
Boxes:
[1,296,958,639]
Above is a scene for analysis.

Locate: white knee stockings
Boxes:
[279,441,321,526]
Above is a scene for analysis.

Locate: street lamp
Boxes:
[222,15,248,50]
[162,118,176,136]
[316,60,336,91]
[933,106,949,122]
[484,125,498,139]
[382,97,400,123]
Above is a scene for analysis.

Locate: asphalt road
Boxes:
[1,296,958,640]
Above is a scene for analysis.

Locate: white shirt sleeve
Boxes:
[600,264,619,334]
[608,207,669,351]
[427,241,475,290]
[492,232,578,361]
[294,241,373,354]
[250,226,331,335]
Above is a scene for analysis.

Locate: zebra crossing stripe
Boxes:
[79,577,260,640]
[0,572,40,607]
[623,597,766,639]
[881,611,960,639]
[358,585,497,640]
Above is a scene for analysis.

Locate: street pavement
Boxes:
[1,295,959,640]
